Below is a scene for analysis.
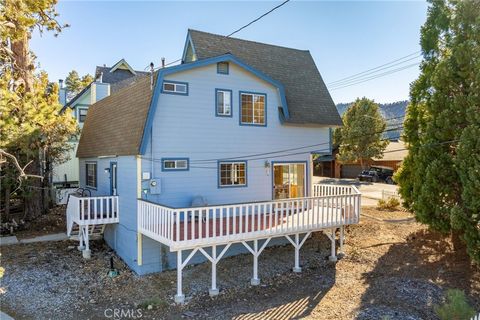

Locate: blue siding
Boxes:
[141,62,329,208]
[79,61,331,275]
[79,156,164,275]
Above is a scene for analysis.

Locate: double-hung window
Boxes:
[78,108,88,123]
[162,81,188,95]
[240,92,266,126]
[219,161,247,187]
[162,158,189,171]
[86,162,97,188]
[216,89,232,117]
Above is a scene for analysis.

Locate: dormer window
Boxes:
[217,62,229,75]
[162,81,188,95]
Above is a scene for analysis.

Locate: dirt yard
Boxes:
[1,207,479,319]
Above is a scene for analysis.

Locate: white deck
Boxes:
[137,184,361,303]
[66,195,119,258]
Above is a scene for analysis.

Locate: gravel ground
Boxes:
[1,207,479,319]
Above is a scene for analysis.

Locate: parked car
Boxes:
[358,166,395,184]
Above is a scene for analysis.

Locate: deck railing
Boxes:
[67,195,119,231]
[138,184,360,250]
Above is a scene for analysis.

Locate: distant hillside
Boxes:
[336,100,408,140]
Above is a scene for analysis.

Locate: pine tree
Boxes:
[334,97,388,169]
[0,0,77,219]
[395,0,480,262]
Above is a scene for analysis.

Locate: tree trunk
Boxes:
[451,230,465,253]
[23,155,44,220]
[11,34,33,92]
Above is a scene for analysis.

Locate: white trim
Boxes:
[162,82,187,94]
[109,59,137,75]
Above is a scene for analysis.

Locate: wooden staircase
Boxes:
[68,224,106,241]
[66,194,120,259]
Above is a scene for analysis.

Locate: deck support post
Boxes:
[339,226,345,256]
[82,225,91,259]
[242,238,271,286]
[209,246,218,296]
[294,234,300,272]
[326,228,337,262]
[77,225,85,251]
[175,250,185,304]
[137,232,143,266]
[252,240,259,285]
[286,232,311,273]
[198,244,231,297]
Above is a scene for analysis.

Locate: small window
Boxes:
[162,81,188,95]
[79,108,88,123]
[162,158,189,171]
[219,161,247,187]
[216,89,232,117]
[86,162,97,188]
[240,92,266,126]
[217,62,229,75]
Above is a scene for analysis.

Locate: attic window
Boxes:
[217,62,229,75]
[162,81,188,95]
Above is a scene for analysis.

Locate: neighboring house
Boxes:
[315,140,407,179]
[53,59,148,187]
[69,30,362,303]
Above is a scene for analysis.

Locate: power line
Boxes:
[327,55,421,87]
[142,114,406,164]
[329,62,420,91]
[141,124,405,166]
[327,51,421,85]
[226,0,291,38]
[148,0,292,71]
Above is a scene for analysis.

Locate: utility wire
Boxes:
[327,51,421,85]
[141,124,405,165]
[226,0,291,38]
[327,55,421,87]
[148,0,292,71]
[329,62,420,91]
[142,115,406,164]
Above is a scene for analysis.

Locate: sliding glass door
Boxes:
[273,163,306,199]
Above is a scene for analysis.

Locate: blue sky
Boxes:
[31,1,428,103]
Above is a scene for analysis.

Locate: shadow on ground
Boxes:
[357,229,480,320]
[167,232,338,319]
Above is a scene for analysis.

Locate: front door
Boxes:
[273,163,306,199]
[110,162,118,196]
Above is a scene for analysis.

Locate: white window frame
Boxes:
[78,108,88,123]
[240,92,266,126]
[85,162,97,189]
[219,161,247,187]
[162,81,188,95]
[162,158,189,171]
[216,89,232,117]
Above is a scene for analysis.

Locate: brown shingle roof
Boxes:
[188,29,342,126]
[76,74,156,158]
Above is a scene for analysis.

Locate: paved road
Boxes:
[313,176,399,206]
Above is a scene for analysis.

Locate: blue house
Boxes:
[71,30,361,303]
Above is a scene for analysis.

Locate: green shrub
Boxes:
[435,289,476,320]
[377,197,400,211]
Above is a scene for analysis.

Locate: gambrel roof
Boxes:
[186,29,342,126]
[77,31,342,158]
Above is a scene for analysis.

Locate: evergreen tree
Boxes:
[0,0,77,219]
[65,70,94,100]
[395,0,480,262]
[334,97,388,169]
